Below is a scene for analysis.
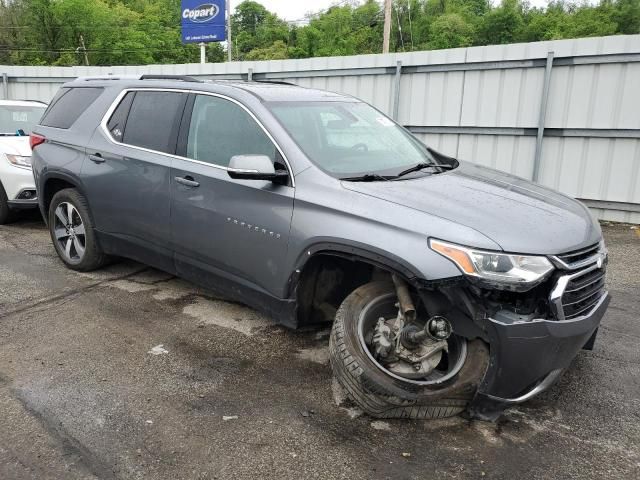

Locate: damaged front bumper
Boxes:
[467,292,610,421]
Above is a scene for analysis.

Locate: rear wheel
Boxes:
[329,281,489,419]
[48,188,107,271]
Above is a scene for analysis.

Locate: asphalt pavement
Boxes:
[0,212,638,479]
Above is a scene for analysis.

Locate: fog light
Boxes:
[17,189,36,200]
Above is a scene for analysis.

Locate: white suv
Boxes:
[0,99,47,224]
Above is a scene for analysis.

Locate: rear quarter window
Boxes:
[40,87,104,129]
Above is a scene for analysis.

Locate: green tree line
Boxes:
[0,0,638,66]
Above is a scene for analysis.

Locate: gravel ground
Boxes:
[0,212,638,480]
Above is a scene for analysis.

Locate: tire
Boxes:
[329,281,489,419]
[48,188,107,272]
[0,181,15,225]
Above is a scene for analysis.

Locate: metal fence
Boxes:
[2,34,639,223]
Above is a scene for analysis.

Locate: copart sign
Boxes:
[181,0,226,44]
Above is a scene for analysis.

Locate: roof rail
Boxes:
[76,75,142,82]
[14,99,48,105]
[140,74,203,83]
[253,79,297,86]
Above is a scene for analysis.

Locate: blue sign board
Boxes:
[181,0,226,44]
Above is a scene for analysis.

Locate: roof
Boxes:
[68,75,357,103]
[220,81,355,102]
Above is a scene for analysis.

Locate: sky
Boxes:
[229,0,553,21]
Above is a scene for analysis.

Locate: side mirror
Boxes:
[227,155,289,183]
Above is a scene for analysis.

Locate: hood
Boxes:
[0,136,31,156]
[341,161,601,255]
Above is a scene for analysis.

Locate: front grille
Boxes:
[555,243,600,269]
[560,267,606,320]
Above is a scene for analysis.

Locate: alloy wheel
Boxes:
[53,202,86,262]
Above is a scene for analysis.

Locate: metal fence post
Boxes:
[2,73,8,100]
[247,68,253,82]
[532,51,554,182]
[392,60,402,121]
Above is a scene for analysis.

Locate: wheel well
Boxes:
[42,178,76,215]
[295,253,395,327]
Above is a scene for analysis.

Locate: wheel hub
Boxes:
[372,316,448,379]
[358,291,466,386]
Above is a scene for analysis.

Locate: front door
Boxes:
[171,93,294,299]
[82,90,187,270]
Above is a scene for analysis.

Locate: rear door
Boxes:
[81,89,187,270]
[171,93,295,298]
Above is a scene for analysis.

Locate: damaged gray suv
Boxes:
[31,76,609,420]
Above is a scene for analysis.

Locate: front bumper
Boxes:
[7,197,38,210]
[468,291,610,420]
[0,161,36,202]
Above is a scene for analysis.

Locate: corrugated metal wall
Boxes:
[2,35,639,223]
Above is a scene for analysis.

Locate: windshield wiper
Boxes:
[395,162,454,179]
[340,173,394,182]
[341,163,454,182]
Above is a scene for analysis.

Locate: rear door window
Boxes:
[40,87,104,129]
[121,91,186,154]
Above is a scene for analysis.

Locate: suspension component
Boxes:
[392,274,416,322]
[372,318,393,359]
[426,316,452,341]
[401,315,452,348]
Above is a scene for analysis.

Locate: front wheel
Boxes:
[0,181,14,225]
[48,188,108,272]
[329,281,489,419]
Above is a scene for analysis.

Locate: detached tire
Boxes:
[329,281,489,419]
[48,188,108,272]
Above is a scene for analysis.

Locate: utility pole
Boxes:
[382,0,392,54]
[227,0,232,62]
[79,35,89,66]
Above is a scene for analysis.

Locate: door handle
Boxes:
[88,153,105,164]
[175,176,200,188]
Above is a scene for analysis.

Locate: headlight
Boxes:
[429,239,554,288]
[5,154,32,169]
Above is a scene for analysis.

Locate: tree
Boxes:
[232,0,289,60]
[614,0,640,34]
[429,13,475,49]
[0,0,635,66]
[475,0,525,45]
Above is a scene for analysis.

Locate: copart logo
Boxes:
[182,4,219,23]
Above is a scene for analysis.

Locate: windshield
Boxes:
[268,101,440,178]
[0,105,46,135]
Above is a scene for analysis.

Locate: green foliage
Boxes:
[0,0,637,66]
[475,0,524,45]
[231,0,289,59]
[429,13,475,49]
